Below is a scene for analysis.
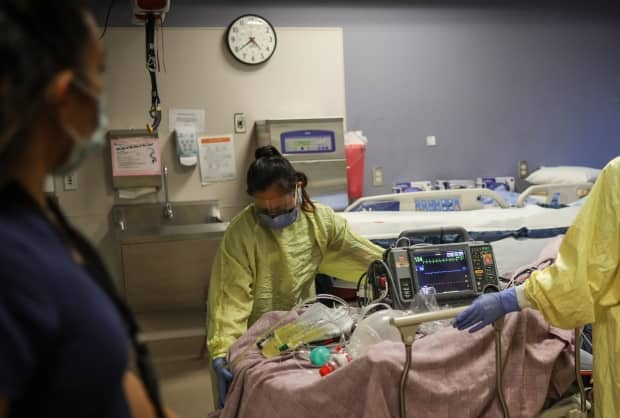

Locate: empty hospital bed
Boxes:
[346,184,592,212]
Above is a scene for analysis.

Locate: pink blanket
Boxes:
[211,308,575,418]
[500,236,564,286]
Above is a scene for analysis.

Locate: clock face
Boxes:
[226,14,277,65]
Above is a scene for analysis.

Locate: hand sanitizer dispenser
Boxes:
[175,125,198,166]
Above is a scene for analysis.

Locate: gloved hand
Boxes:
[453,288,520,332]
[213,357,233,409]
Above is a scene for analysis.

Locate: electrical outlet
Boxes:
[372,166,384,186]
[63,173,78,191]
[518,160,529,179]
[44,175,55,193]
[234,113,246,133]
[426,135,437,147]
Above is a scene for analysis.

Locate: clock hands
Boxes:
[239,38,253,50]
[250,37,261,50]
[240,35,262,51]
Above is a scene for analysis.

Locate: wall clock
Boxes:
[226,14,277,65]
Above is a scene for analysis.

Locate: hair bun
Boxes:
[255,145,282,160]
[295,171,308,188]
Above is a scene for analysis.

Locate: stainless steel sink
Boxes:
[111,200,228,243]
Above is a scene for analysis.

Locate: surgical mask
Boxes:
[54,78,108,175]
[257,185,302,230]
[258,206,298,230]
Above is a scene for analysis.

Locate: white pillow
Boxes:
[525,165,601,185]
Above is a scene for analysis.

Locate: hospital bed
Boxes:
[393,177,515,193]
[207,226,590,418]
[391,175,592,207]
[515,183,592,208]
[336,192,583,286]
[391,308,588,418]
[210,309,585,418]
[330,187,588,300]
[346,184,592,212]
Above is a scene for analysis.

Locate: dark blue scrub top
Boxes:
[0,183,131,418]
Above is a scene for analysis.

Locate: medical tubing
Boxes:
[394,236,411,248]
[356,271,369,307]
[399,342,412,418]
[493,319,510,418]
[278,295,353,371]
[380,259,397,303]
[574,328,587,413]
[301,294,349,310]
[372,287,389,306]
[359,302,393,320]
[364,258,395,306]
[232,294,350,369]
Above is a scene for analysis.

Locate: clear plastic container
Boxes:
[347,309,405,359]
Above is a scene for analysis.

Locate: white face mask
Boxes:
[53,78,108,175]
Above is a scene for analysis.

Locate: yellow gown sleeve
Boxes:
[206,230,255,359]
[524,159,620,329]
[319,209,384,283]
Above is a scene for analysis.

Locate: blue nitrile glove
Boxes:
[213,357,233,409]
[454,288,520,332]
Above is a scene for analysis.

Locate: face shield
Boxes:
[254,185,302,229]
[254,187,300,217]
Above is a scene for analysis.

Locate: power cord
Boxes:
[98,0,115,40]
[358,258,395,307]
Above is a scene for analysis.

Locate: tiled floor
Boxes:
[157,358,214,418]
[148,337,215,418]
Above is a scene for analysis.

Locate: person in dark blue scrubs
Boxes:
[0,2,177,418]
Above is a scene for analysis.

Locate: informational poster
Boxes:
[198,135,237,184]
[110,137,161,176]
[169,108,206,133]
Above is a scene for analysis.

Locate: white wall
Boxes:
[52,26,347,278]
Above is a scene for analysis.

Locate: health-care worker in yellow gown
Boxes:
[455,156,620,417]
[207,145,383,408]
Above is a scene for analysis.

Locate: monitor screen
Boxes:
[280,130,336,154]
[412,249,473,294]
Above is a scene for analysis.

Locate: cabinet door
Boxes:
[121,238,220,313]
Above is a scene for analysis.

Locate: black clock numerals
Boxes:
[227,15,276,65]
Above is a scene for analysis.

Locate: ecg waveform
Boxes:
[427,280,472,288]
[421,268,468,275]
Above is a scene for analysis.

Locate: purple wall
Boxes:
[90,1,620,194]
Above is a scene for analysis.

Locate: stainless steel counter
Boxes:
[111,200,228,243]
[115,221,229,244]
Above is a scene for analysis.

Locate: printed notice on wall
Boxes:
[111,137,161,176]
[198,135,237,184]
[169,108,206,133]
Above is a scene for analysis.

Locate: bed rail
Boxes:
[516,183,593,208]
[345,188,509,212]
[390,309,587,418]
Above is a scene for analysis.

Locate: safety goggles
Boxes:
[254,193,296,217]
